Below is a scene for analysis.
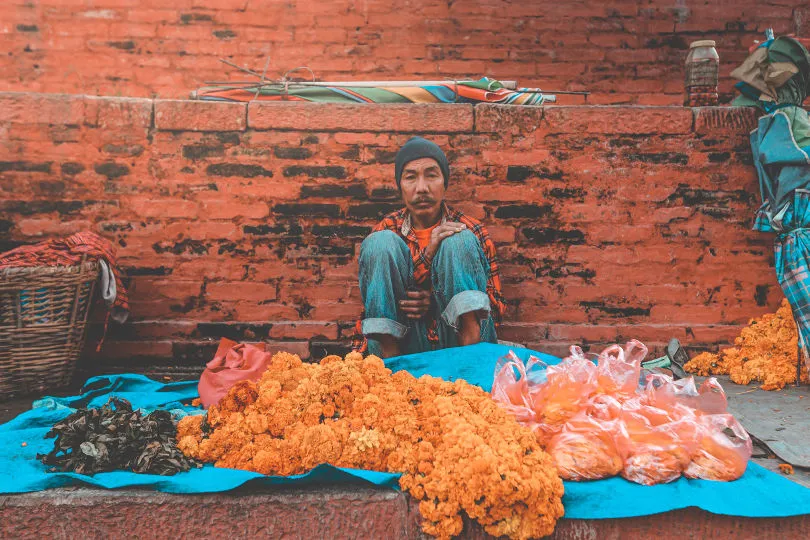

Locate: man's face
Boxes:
[400,157,445,227]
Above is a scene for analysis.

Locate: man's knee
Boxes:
[436,229,479,257]
[360,230,406,261]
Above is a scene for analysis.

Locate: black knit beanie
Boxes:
[394,137,450,189]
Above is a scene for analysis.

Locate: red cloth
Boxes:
[0,231,129,349]
[198,339,273,408]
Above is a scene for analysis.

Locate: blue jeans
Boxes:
[358,229,497,356]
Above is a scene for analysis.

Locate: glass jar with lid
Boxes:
[685,40,720,106]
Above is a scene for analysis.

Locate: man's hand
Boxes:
[424,222,466,262]
[399,289,432,320]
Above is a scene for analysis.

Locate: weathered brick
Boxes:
[269,322,339,340]
[494,204,553,219]
[693,107,760,134]
[0,161,52,173]
[300,183,367,199]
[155,100,246,131]
[83,96,152,132]
[128,199,198,219]
[347,202,401,220]
[206,281,278,302]
[273,147,313,159]
[16,218,93,237]
[94,161,130,179]
[182,144,225,160]
[243,223,304,236]
[475,104,544,134]
[274,203,342,218]
[248,103,474,133]
[312,225,372,238]
[543,106,693,134]
[283,166,347,179]
[265,341,312,360]
[522,228,586,245]
[0,92,84,125]
[206,163,273,177]
[200,201,269,220]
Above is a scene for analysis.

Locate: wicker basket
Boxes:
[0,260,98,399]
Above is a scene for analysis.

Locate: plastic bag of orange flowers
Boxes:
[491,340,753,485]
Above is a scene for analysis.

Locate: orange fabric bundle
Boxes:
[491,340,752,485]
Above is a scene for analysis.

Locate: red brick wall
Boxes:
[2,1,808,105]
[0,92,780,373]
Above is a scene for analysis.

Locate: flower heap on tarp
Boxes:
[177,347,564,540]
[492,340,752,485]
[686,299,810,390]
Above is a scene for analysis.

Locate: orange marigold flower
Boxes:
[684,300,810,390]
[176,350,564,539]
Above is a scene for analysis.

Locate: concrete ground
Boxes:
[720,375,810,488]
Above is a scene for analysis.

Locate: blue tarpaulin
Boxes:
[1,342,809,519]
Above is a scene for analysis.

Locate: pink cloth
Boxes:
[198,338,272,408]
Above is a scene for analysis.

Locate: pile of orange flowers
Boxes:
[176,348,564,539]
[685,299,810,390]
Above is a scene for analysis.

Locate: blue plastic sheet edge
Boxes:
[1,342,809,520]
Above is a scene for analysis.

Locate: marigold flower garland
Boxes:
[176,351,564,539]
[685,299,810,390]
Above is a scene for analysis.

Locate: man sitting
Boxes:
[351,137,506,358]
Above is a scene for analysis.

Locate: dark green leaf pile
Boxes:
[38,397,201,475]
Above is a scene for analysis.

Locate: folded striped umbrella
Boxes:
[193,77,552,105]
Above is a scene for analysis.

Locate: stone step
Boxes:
[0,486,806,539]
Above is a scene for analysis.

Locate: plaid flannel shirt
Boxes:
[351,203,506,352]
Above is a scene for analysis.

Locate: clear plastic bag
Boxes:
[679,377,728,415]
[586,394,623,421]
[596,340,646,395]
[529,354,598,443]
[642,373,727,416]
[615,407,698,485]
[548,413,623,480]
[684,413,752,481]
[491,351,541,425]
[491,341,751,485]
